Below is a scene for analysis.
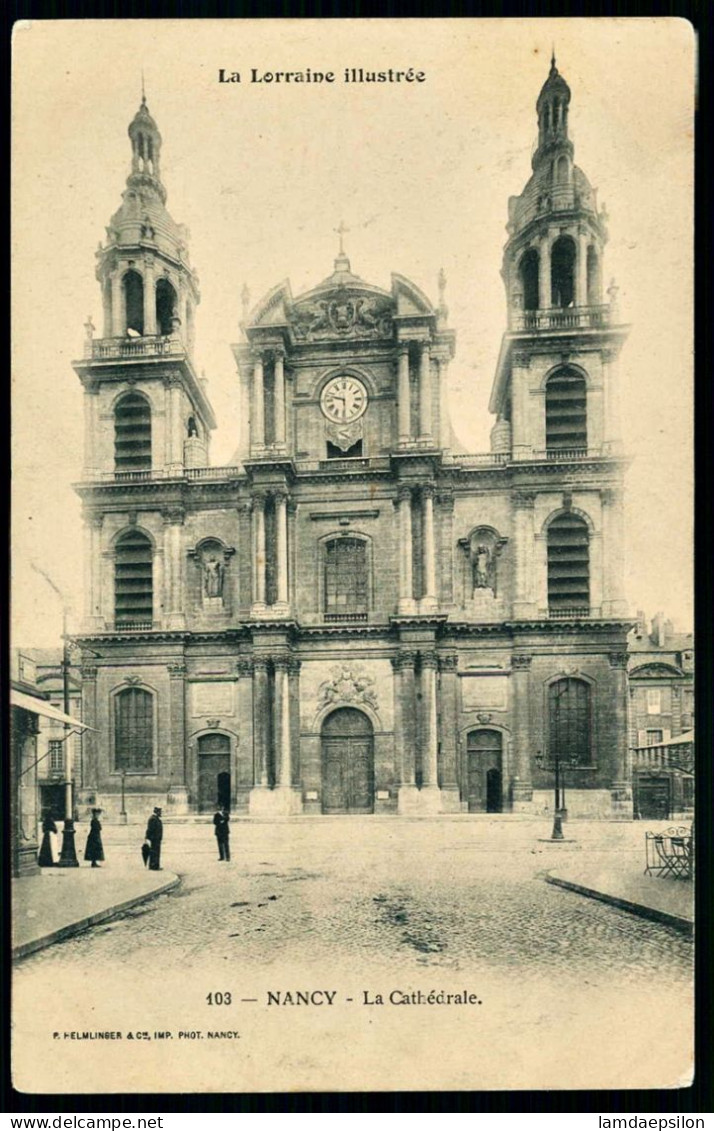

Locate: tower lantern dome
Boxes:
[128,95,163,187]
[533,54,572,169]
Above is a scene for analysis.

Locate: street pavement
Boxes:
[13,818,693,1095]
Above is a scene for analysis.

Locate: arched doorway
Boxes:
[466,729,503,813]
[198,733,231,812]
[321,708,374,814]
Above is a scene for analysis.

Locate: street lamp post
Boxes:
[120,769,128,824]
[535,750,577,842]
[57,603,79,867]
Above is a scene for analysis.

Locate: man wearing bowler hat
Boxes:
[145,806,163,871]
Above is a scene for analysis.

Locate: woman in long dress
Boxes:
[84,808,105,868]
[38,811,58,867]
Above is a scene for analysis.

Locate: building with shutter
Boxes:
[628,613,694,819]
[73,60,634,820]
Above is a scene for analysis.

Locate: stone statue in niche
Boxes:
[473,544,493,591]
[459,527,507,602]
[203,556,224,599]
[190,538,235,608]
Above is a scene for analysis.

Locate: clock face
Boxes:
[320,376,368,423]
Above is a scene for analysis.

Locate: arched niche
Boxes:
[458,526,508,599]
[188,537,235,608]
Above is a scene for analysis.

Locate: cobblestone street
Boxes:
[14,819,693,1094]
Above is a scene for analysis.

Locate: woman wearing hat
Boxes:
[84,808,105,868]
[38,809,58,867]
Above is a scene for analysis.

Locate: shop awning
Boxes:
[10,689,90,729]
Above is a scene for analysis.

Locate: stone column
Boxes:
[83,389,98,478]
[101,548,114,627]
[273,657,292,789]
[236,659,254,807]
[152,545,163,628]
[163,507,185,630]
[577,228,589,307]
[510,655,533,808]
[420,484,437,611]
[602,347,623,452]
[397,486,415,613]
[418,341,432,442]
[167,663,189,813]
[168,380,183,472]
[252,351,265,451]
[250,658,270,793]
[84,514,104,628]
[609,651,633,818]
[437,489,455,606]
[438,653,460,810]
[79,664,98,798]
[419,651,442,812]
[394,651,418,812]
[601,488,627,617]
[397,343,411,444]
[274,490,289,613]
[512,492,536,618]
[436,352,451,451]
[111,273,123,337]
[288,658,302,792]
[143,257,156,335]
[273,349,286,449]
[251,493,267,613]
[511,353,531,456]
[539,233,551,310]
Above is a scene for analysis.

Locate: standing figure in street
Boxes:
[213,806,230,861]
[145,806,163,871]
[38,810,58,867]
[84,808,105,868]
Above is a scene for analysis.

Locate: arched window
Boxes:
[587,246,601,305]
[115,530,153,627]
[324,537,368,620]
[545,369,587,452]
[114,392,151,472]
[123,270,144,335]
[547,513,590,615]
[156,278,177,336]
[548,678,591,765]
[519,249,540,311]
[114,687,154,772]
[555,154,569,183]
[550,236,576,308]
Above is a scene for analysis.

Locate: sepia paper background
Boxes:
[11,18,695,1095]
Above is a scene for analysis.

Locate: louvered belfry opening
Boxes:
[545,370,587,452]
[115,530,153,627]
[114,393,152,471]
[547,513,590,613]
[325,537,368,619]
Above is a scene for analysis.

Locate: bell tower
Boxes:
[490,56,630,621]
[73,95,217,635]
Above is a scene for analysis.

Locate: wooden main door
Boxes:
[198,733,231,813]
[321,708,374,814]
[466,729,503,813]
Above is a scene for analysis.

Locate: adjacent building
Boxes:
[628,613,694,819]
[74,61,633,820]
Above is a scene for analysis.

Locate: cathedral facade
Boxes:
[75,61,633,821]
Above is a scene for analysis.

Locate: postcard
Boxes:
[11,17,694,1094]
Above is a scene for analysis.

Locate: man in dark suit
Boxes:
[145,806,163,871]
[213,806,230,861]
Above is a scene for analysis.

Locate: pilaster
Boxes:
[510,654,533,807]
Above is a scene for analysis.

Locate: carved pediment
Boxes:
[292,288,394,342]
